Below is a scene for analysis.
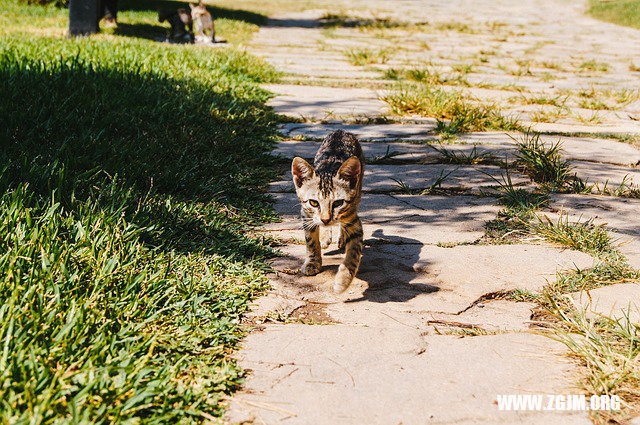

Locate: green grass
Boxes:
[513,132,584,191]
[588,0,640,30]
[0,0,281,421]
[383,66,468,86]
[345,48,392,65]
[530,215,613,257]
[381,83,521,134]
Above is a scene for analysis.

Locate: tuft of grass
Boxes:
[508,288,541,302]
[383,65,476,88]
[381,83,520,134]
[578,59,610,73]
[318,12,418,30]
[530,106,570,123]
[431,145,494,165]
[434,21,476,33]
[451,63,474,74]
[345,48,392,65]
[485,168,548,231]
[575,110,605,125]
[514,94,566,107]
[590,176,640,199]
[513,132,582,190]
[548,305,640,424]
[530,215,613,257]
[392,169,453,195]
[368,146,404,164]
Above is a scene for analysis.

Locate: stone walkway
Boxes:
[227,1,640,423]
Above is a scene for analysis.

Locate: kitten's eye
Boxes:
[332,200,344,208]
[308,199,319,207]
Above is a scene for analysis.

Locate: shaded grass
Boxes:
[0,0,281,421]
[319,12,416,30]
[431,146,496,165]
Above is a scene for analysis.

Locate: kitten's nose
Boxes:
[321,217,331,225]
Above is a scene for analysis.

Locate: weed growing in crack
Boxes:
[368,146,404,164]
[530,106,570,123]
[590,176,640,199]
[539,246,640,423]
[546,304,640,424]
[513,94,567,107]
[383,66,466,86]
[512,131,583,190]
[381,83,520,134]
[546,260,639,296]
[578,59,610,73]
[508,288,540,302]
[392,169,453,195]
[431,145,495,165]
[345,48,392,65]
[530,215,613,258]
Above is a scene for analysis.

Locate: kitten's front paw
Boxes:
[301,259,322,276]
[333,265,354,293]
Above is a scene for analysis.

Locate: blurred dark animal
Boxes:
[100,0,119,27]
[158,8,194,43]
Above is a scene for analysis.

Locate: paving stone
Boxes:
[570,161,640,186]
[571,283,640,323]
[549,194,640,238]
[268,164,528,193]
[438,132,640,166]
[276,131,636,166]
[529,122,640,136]
[264,84,388,118]
[612,232,640,269]
[273,139,522,166]
[227,329,589,425]
[266,192,502,245]
[272,140,433,160]
[269,242,594,314]
[427,300,537,332]
[278,123,438,140]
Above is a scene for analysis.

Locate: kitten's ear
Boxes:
[189,3,195,9]
[337,156,361,188]
[292,157,314,188]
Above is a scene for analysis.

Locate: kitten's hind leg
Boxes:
[320,226,332,249]
[301,225,322,276]
[334,216,363,293]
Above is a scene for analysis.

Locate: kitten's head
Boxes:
[189,2,207,16]
[291,156,361,227]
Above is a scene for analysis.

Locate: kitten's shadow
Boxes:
[345,228,439,303]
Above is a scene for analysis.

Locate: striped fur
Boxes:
[291,130,365,293]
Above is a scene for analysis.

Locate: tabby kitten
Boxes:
[291,130,365,293]
[189,1,216,43]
